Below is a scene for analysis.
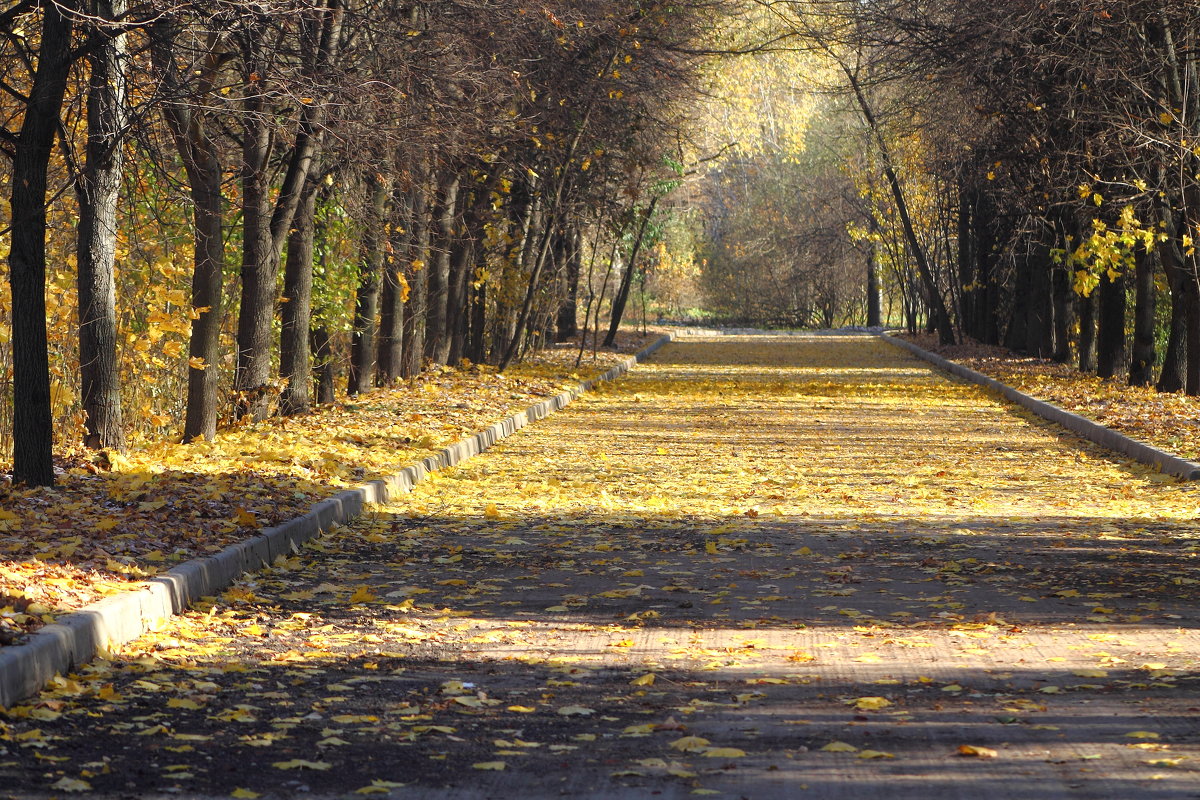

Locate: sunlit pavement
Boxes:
[4,335,1199,799]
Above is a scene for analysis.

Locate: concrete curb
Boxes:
[881,333,1200,481]
[0,333,674,707]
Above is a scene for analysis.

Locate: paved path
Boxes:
[4,335,1199,799]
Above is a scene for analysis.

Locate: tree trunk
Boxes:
[1129,248,1157,386]
[424,172,460,365]
[1158,241,1188,392]
[842,64,954,345]
[866,242,882,327]
[378,186,412,385]
[557,226,582,341]
[9,1,75,486]
[956,184,974,337]
[1186,270,1200,395]
[468,279,488,363]
[604,198,658,348]
[234,92,278,419]
[1078,291,1097,373]
[349,174,389,395]
[311,326,336,404]
[151,21,226,443]
[77,0,128,451]
[1034,247,1056,359]
[401,176,432,378]
[280,173,321,415]
[1004,246,1032,353]
[1052,263,1072,363]
[233,3,341,420]
[1095,270,1127,380]
[446,231,475,366]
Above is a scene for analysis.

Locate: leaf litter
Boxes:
[0,332,659,644]
[2,334,1199,798]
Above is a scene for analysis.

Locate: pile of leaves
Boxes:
[0,332,660,644]
[902,334,1200,462]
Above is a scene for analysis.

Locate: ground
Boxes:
[2,334,1198,799]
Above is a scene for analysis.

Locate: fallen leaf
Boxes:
[50,778,92,792]
[272,759,332,771]
[670,736,712,752]
[702,747,746,758]
[557,705,595,716]
[852,696,892,711]
[857,749,895,760]
[957,745,999,758]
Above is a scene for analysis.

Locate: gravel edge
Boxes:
[0,334,674,707]
[882,333,1200,481]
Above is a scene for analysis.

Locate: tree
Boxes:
[6,0,78,485]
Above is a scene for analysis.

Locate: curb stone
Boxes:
[0,333,674,707]
[882,332,1200,481]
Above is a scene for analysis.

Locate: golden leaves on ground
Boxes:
[0,333,658,634]
[905,333,1200,461]
[5,335,1200,797]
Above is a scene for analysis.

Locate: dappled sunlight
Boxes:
[4,336,1199,797]
[0,336,656,634]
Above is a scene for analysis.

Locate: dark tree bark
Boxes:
[280,172,322,415]
[1032,244,1055,359]
[234,83,279,417]
[234,1,343,420]
[1158,240,1188,392]
[1077,291,1097,373]
[424,171,461,365]
[556,226,582,341]
[1051,263,1072,363]
[604,198,658,348]
[842,63,954,345]
[1095,269,1127,380]
[468,278,488,363]
[956,184,974,337]
[1186,270,1200,395]
[151,21,226,443]
[1004,246,1032,353]
[311,326,336,404]
[349,174,389,395]
[378,185,412,384]
[446,221,476,365]
[1129,248,1157,386]
[9,0,76,486]
[401,171,432,378]
[77,0,128,451]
